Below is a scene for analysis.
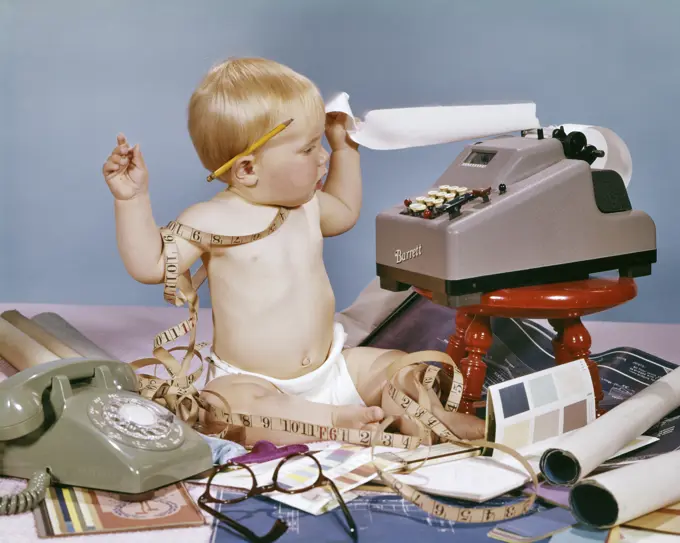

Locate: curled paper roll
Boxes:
[0,317,60,371]
[569,449,680,529]
[527,123,633,187]
[325,92,541,150]
[1,310,82,359]
[540,365,680,485]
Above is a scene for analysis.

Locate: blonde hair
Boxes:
[188,57,324,180]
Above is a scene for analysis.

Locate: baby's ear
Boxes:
[230,155,257,187]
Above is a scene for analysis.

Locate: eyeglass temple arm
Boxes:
[326,479,358,540]
[254,519,288,543]
[211,509,287,543]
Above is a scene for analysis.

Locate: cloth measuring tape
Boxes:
[129,206,539,523]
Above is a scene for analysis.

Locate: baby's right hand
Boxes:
[102,133,149,200]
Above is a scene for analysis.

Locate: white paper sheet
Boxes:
[569,449,680,529]
[540,365,680,485]
[324,92,541,150]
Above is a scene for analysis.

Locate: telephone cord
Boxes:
[0,469,51,515]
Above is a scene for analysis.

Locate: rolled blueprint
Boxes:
[540,366,680,485]
[569,449,680,529]
[31,311,117,360]
[525,123,633,186]
[1,310,82,359]
[325,92,540,150]
[0,317,60,371]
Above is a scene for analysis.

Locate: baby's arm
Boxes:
[317,112,362,237]
[114,197,206,284]
[103,134,205,284]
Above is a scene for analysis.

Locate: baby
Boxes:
[102,57,484,446]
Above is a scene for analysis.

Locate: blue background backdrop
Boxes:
[1,0,678,323]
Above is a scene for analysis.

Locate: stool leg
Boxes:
[458,314,492,415]
[548,319,570,364]
[560,317,605,416]
[446,311,473,365]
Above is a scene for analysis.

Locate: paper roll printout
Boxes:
[569,449,680,529]
[526,123,633,187]
[325,92,541,150]
[540,365,680,485]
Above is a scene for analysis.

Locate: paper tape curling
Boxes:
[324,91,541,150]
[526,123,633,187]
[558,124,632,187]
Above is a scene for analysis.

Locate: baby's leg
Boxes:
[343,347,485,441]
[198,374,384,447]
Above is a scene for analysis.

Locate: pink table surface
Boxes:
[1,303,679,366]
[0,303,217,366]
[0,302,678,542]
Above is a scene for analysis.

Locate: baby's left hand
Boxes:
[325,112,358,151]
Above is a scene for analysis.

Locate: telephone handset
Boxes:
[0,357,213,515]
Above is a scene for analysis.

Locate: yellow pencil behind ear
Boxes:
[207,119,293,182]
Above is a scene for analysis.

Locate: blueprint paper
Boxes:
[209,490,549,543]
[325,92,540,150]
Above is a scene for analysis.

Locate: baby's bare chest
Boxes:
[207,211,323,273]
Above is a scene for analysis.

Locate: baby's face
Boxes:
[253,103,329,207]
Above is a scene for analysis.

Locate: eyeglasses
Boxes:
[197,451,357,542]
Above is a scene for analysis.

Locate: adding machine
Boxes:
[375,127,657,307]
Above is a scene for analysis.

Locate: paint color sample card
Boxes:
[486,359,595,456]
[33,483,204,537]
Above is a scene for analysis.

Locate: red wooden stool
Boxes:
[415,277,637,416]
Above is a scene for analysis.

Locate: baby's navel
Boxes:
[301,357,312,367]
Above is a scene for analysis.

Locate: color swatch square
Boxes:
[502,419,532,449]
[555,362,589,399]
[533,409,560,442]
[499,382,530,418]
[563,399,588,432]
[528,374,558,408]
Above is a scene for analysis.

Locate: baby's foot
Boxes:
[440,411,485,441]
[332,405,385,430]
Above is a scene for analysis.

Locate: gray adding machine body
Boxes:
[375,127,657,307]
